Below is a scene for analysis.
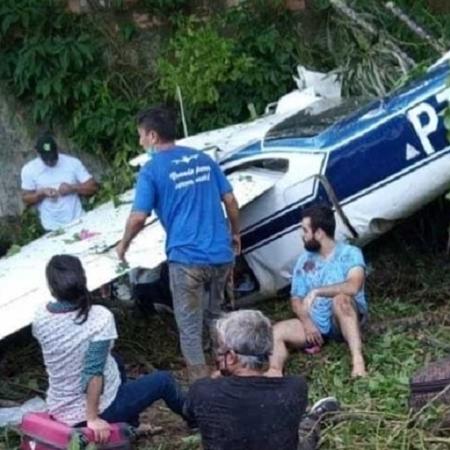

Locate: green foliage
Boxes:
[181,434,202,449]
[220,0,302,115]
[0,0,149,162]
[141,0,189,15]
[1,0,450,242]
[0,427,20,450]
[67,433,83,450]
[67,432,97,450]
[326,25,408,97]
[0,0,150,216]
[71,79,140,156]
[0,0,103,123]
[17,208,44,244]
[158,18,254,109]
[89,151,136,208]
[157,1,302,132]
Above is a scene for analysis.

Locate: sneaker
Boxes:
[303,345,321,355]
[298,416,320,450]
[310,396,340,418]
[298,397,340,450]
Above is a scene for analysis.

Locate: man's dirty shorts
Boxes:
[319,299,368,342]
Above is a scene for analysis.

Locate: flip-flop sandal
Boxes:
[303,345,321,355]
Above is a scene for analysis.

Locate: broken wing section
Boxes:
[0,169,277,340]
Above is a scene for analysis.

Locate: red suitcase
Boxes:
[20,412,133,449]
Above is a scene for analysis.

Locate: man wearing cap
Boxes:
[21,133,98,231]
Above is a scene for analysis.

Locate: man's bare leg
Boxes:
[266,319,307,377]
[332,294,367,378]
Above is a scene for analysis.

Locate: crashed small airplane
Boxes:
[1,53,449,340]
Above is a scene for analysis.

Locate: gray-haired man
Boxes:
[183,310,338,450]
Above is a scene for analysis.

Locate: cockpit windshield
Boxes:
[265,97,369,140]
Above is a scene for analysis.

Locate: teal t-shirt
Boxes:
[291,242,367,335]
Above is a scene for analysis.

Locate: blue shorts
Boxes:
[324,308,368,341]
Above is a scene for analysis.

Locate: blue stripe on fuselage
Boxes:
[244,145,450,253]
[239,63,450,252]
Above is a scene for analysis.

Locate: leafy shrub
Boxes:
[157,0,302,132]
[0,0,151,208]
[220,0,301,116]
[142,0,190,15]
[158,18,254,132]
[0,0,103,124]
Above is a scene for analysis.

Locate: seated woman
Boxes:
[32,254,185,443]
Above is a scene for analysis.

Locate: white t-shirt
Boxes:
[32,304,121,426]
[21,154,92,231]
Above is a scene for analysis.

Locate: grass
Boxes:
[2,201,450,449]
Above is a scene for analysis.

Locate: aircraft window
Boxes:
[226,158,288,175]
[266,97,369,139]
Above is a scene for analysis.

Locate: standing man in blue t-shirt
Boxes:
[268,205,367,378]
[117,106,239,382]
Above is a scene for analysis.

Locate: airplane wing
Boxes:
[0,168,277,340]
[129,110,304,168]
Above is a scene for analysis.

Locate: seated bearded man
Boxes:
[268,205,368,378]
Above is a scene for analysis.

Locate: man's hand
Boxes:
[210,370,222,379]
[232,233,241,255]
[22,188,57,206]
[87,417,111,444]
[116,240,128,262]
[39,187,58,199]
[304,319,323,347]
[117,212,147,263]
[58,182,75,196]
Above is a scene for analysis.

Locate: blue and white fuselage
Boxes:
[212,61,450,297]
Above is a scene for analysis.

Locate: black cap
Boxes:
[36,134,58,164]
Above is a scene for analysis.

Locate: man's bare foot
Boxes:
[351,357,367,378]
[264,367,283,378]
